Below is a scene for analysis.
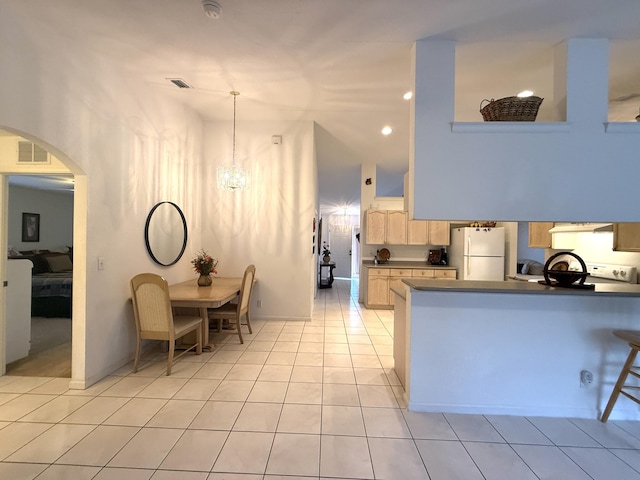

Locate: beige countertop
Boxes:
[362,260,456,269]
[402,278,640,297]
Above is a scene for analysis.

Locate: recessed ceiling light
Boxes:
[517,90,534,98]
[403,91,413,100]
[381,126,392,135]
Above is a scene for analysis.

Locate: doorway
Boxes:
[6,174,74,377]
[329,224,352,278]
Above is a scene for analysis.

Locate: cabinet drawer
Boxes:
[435,269,457,279]
[390,268,412,277]
[412,269,435,278]
[368,268,389,276]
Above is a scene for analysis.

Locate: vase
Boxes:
[197,274,212,286]
[323,254,331,264]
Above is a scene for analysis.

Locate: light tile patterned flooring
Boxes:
[2,278,640,479]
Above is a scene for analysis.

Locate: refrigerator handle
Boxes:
[466,235,471,277]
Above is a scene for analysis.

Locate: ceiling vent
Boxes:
[17,141,50,164]
[167,78,192,89]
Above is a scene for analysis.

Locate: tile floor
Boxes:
[2,278,640,479]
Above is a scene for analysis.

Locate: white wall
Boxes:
[0,7,204,387]
[8,185,73,251]
[411,39,640,223]
[201,120,316,320]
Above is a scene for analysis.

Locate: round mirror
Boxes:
[144,201,188,266]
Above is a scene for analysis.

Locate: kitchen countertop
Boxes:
[362,260,456,269]
[402,278,640,297]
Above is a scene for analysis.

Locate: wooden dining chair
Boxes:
[208,265,256,344]
[130,273,203,375]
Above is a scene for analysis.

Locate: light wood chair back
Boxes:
[208,265,256,343]
[130,273,203,375]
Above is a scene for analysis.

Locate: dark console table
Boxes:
[318,262,336,289]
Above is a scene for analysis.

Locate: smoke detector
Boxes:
[202,0,222,19]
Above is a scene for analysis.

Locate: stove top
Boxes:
[516,262,638,285]
[569,262,637,284]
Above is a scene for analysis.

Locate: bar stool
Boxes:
[601,330,640,422]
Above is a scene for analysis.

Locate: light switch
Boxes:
[98,257,105,270]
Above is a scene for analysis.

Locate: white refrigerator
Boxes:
[450,227,505,281]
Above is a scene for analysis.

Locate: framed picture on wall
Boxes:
[22,212,40,242]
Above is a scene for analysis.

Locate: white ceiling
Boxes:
[5,0,640,211]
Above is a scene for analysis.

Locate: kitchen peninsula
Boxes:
[393,279,640,421]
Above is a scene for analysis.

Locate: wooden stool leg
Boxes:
[601,346,639,422]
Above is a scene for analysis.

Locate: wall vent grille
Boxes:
[17,141,50,164]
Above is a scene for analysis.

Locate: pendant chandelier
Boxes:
[217,91,250,191]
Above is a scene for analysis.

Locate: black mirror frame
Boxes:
[144,201,188,267]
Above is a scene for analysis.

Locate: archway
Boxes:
[0,127,87,387]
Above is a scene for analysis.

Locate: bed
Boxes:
[14,250,73,318]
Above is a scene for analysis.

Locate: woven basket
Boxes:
[480,96,543,121]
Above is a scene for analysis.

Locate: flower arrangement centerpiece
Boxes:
[192,249,218,286]
[321,242,331,264]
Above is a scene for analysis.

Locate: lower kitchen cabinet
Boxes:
[366,269,389,307]
[364,265,456,309]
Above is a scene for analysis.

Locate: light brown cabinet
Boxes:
[366,268,389,306]
[407,220,428,244]
[364,266,456,308]
[613,223,640,252]
[386,211,407,244]
[429,221,451,245]
[367,210,450,246]
[407,220,451,245]
[528,222,554,248]
[366,210,387,244]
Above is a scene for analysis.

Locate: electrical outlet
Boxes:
[257,300,262,308]
[580,369,593,387]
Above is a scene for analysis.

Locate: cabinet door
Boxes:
[386,211,407,244]
[389,277,406,306]
[367,276,389,306]
[613,223,640,252]
[366,210,387,245]
[428,221,450,245]
[528,222,553,248]
[407,220,428,245]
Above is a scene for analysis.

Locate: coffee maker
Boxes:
[428,247,448,265]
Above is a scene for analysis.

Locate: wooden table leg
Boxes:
[199,307,214,352]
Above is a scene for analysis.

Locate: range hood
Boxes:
[548,223,613,234]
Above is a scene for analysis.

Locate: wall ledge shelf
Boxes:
[451,122,571,134]
[604,122,640,134]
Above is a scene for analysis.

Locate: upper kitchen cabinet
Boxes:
[408,220,450,245]
[613,223,640,252]
[365,209,407,245]
[365,210,387,244]
[407,220,427,244]
[429,221,450,245]
[528,222,554,248]
[386,211,407,244]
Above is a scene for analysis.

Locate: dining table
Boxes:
[169,276,246,351]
